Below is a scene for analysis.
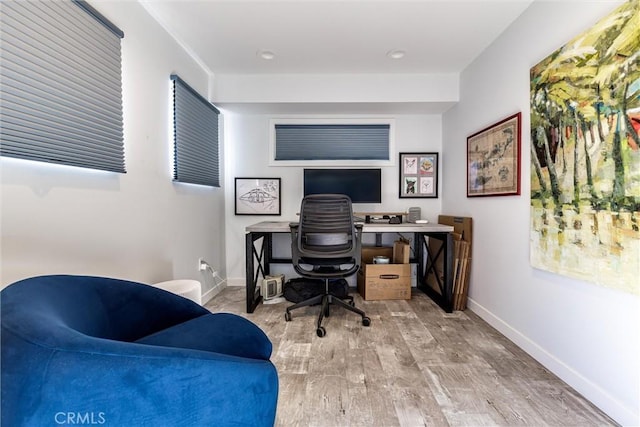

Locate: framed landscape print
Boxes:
[467,112,521,197]
[399,152,438,198]
[234,178,281,215]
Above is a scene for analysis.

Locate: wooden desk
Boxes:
[245,221,455,313]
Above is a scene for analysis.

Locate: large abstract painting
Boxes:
[530,0,639,294]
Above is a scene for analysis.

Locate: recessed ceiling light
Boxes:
[386,49,406,60]
[257,49,276,60]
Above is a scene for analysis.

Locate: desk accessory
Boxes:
[365,214,402,224]
[407,207,421,222]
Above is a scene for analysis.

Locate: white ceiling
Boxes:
[142,0,535,76]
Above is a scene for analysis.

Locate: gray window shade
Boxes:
[171,75,220,187]
[0,0,125,173]
[275,124,390,161]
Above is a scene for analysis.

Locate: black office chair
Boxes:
[285,194,371,337]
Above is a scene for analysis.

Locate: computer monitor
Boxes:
[303,168,382,203]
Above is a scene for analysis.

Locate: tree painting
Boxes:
[530,0,639,295]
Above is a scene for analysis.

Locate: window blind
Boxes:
[274,124,390,161]
[171,75,220,187]
[0,0,125,173]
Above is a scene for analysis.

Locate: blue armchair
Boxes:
[1,275,278,426]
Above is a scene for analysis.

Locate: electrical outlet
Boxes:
[198,258,208,271]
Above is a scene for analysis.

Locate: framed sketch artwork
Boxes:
[467,112,521,197]
[234,178,281,215]
[399,152,439,198]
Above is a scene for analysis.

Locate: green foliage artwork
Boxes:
[530,0,639,294]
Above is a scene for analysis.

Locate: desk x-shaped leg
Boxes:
[245,232,272,313]
[415,231,454,313]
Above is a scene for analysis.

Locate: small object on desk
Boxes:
[407,207,421,223]
[368,216,402,224]
[415,219,429,224]
[373,256,390,264]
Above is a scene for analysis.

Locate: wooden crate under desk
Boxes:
[357,263,411,301]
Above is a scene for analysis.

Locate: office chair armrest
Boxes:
[290,222,300,237]
[290,223,300,251]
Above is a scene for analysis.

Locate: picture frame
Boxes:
[234,178,281,215]
[467,112,521,197]
[399,152,439,198]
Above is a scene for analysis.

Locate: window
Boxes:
[171,75,220,187]
[271,119,393,166]
[0,0,125,173]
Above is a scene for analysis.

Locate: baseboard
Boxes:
[201,282,226,305]
[227,277,246,287]
[467,297,638,426]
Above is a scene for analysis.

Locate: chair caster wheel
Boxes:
[316,327,326,337]
[362,317,371,327]
[285,312,292,322]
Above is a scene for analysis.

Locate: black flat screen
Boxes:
[303,169,382,203]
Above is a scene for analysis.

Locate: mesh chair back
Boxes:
[296,194,357,259]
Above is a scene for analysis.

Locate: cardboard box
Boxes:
[393,240,410,264]
[357,263,411,300]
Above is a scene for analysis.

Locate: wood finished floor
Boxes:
[205,287,617,427]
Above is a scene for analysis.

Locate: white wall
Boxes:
[442,1,639,425]
[222,112,444,284]
[0,2,226,299]
[213,73,459,105]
